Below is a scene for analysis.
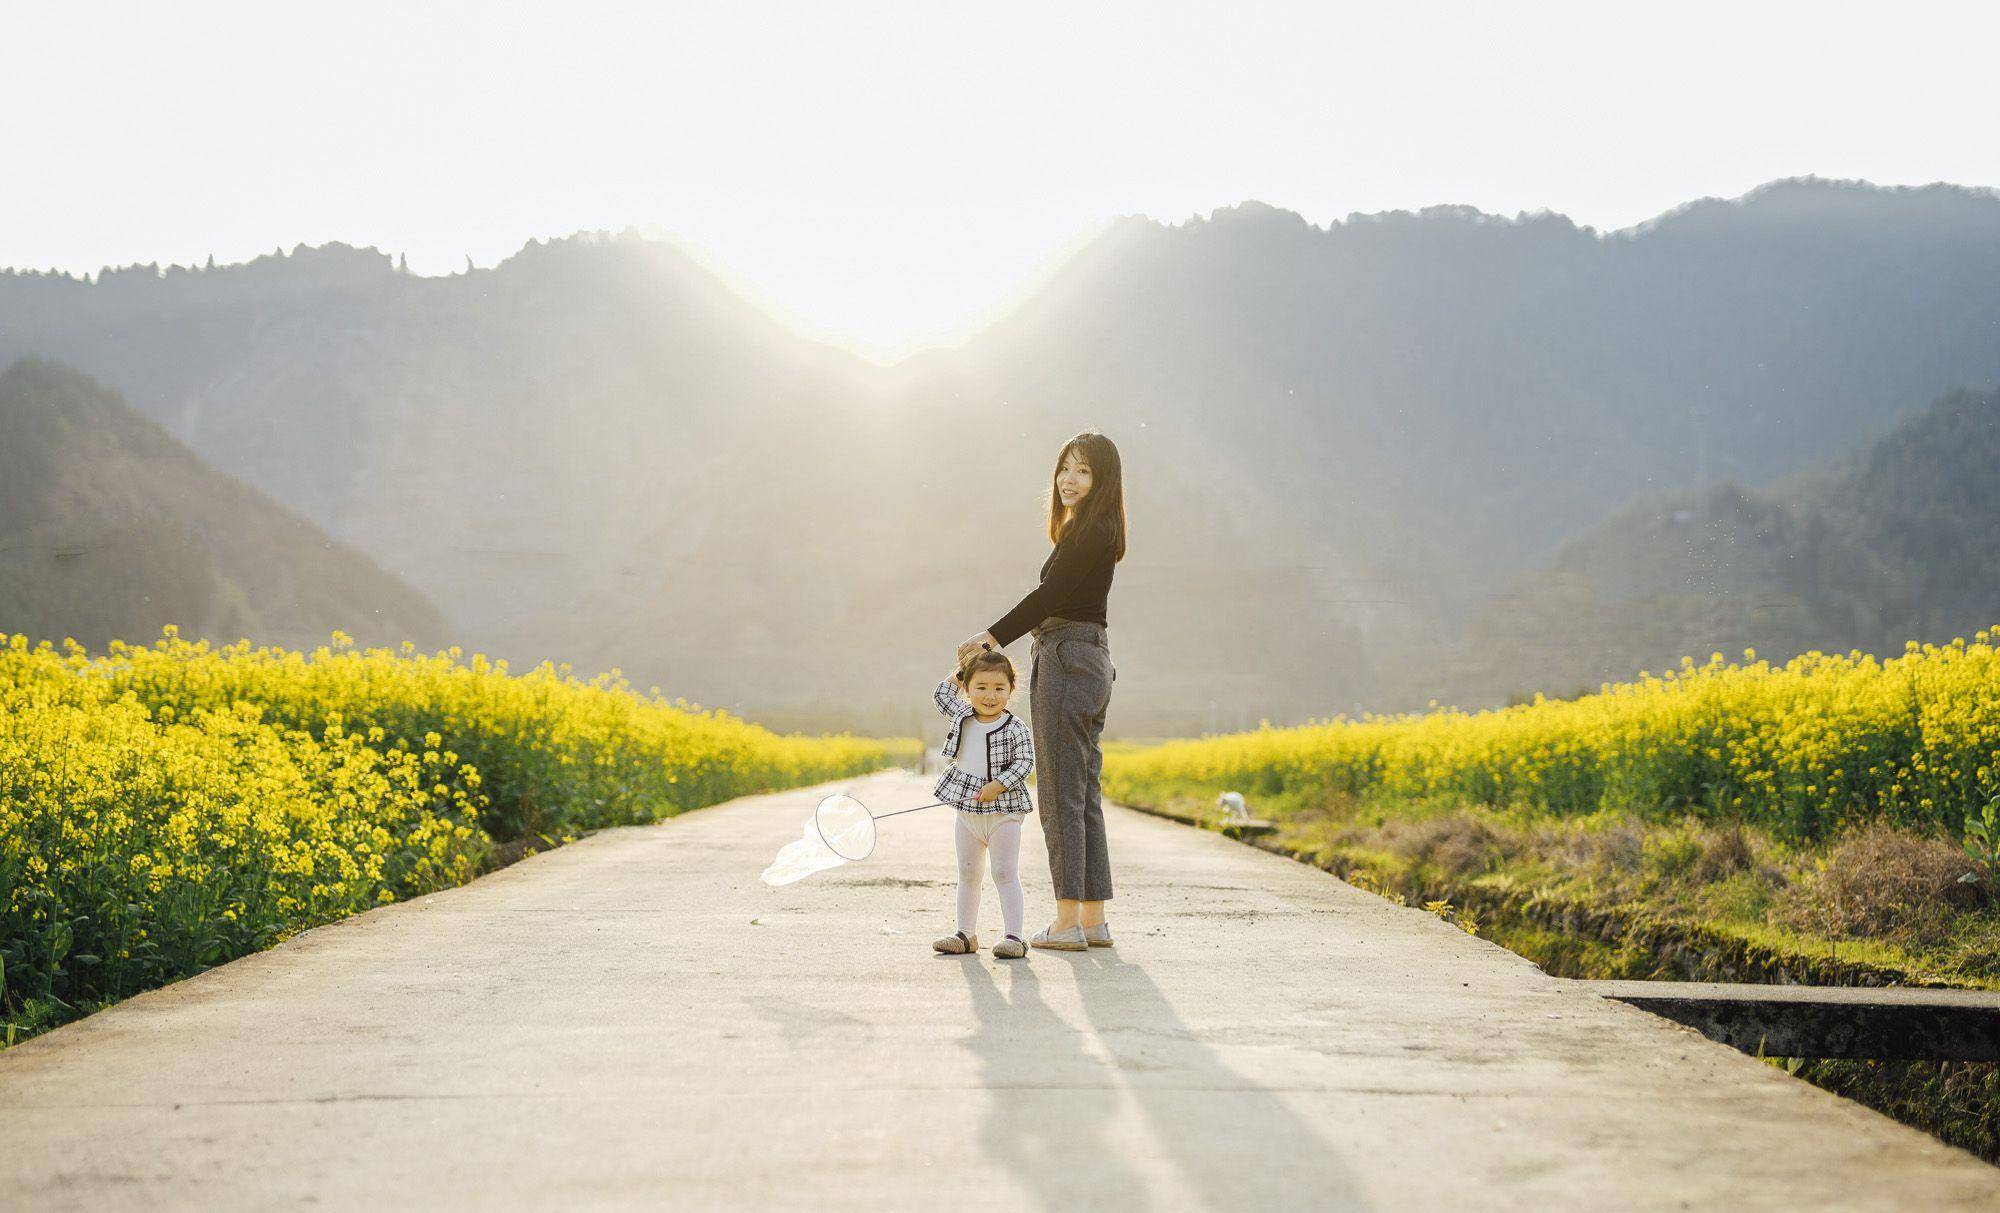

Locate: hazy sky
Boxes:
[6,1,1997,359]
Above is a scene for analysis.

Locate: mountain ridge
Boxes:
[8,177,2000,731]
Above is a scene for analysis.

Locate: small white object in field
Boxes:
[1216,791,1249,821]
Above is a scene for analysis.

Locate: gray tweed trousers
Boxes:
[1029,616,1116,901]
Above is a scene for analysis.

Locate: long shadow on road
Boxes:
[958,957,1147,1210]
[961,950,1367,1211]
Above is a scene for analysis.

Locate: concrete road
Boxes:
[3,769,1995,1211]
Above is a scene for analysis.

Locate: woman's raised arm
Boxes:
[985,519,1111,648]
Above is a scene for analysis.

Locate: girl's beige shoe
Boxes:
[1083,923,1113,947]
[1030,924,1087,951]
[933,930,978,954]
[992,934,1027,959]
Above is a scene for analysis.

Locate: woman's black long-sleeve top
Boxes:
[987,518,1117,647]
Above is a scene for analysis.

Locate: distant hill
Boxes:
[1418,385,2000,708]
[0,232,1364,733]
[919,179,2000,600]
[0,358,448,652]
[0,235,876,635]
[7,178,2000,731]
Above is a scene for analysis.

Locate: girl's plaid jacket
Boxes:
[932,677,1036,814]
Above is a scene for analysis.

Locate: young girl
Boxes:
[929,650,1036,959]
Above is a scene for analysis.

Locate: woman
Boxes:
[958,431,1126,952]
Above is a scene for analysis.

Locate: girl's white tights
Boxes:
[954,811,1025,939]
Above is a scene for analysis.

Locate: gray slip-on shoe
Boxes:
[1030,924,1088,952]
[1083,923,1114,948]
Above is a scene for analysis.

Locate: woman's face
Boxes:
[1057,449,1093,513]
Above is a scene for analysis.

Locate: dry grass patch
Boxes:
[1532,815,1645,872]
[1778,824,1982,946]
[1373,812,1523,879]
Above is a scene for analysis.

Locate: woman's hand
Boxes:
[977,780,1005,804]
[956,632,998,666]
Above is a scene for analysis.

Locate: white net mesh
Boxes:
[758,793,878,886]
[813,793,877,861]
[760,817,850,887]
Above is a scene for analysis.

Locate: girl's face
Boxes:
[1057,449,1093,513]
[964,669,1013,717]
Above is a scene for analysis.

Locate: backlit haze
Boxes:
[6,0,2000,360]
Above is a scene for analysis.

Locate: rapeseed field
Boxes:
[1,629,908,1041]
[1106,631,2000,842]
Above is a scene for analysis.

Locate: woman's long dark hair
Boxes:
[1046,431,1127,562]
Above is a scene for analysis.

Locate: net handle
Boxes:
[871,800,947,822]
[813,796,952,862]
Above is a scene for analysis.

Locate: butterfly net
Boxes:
[759,793,877,886]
